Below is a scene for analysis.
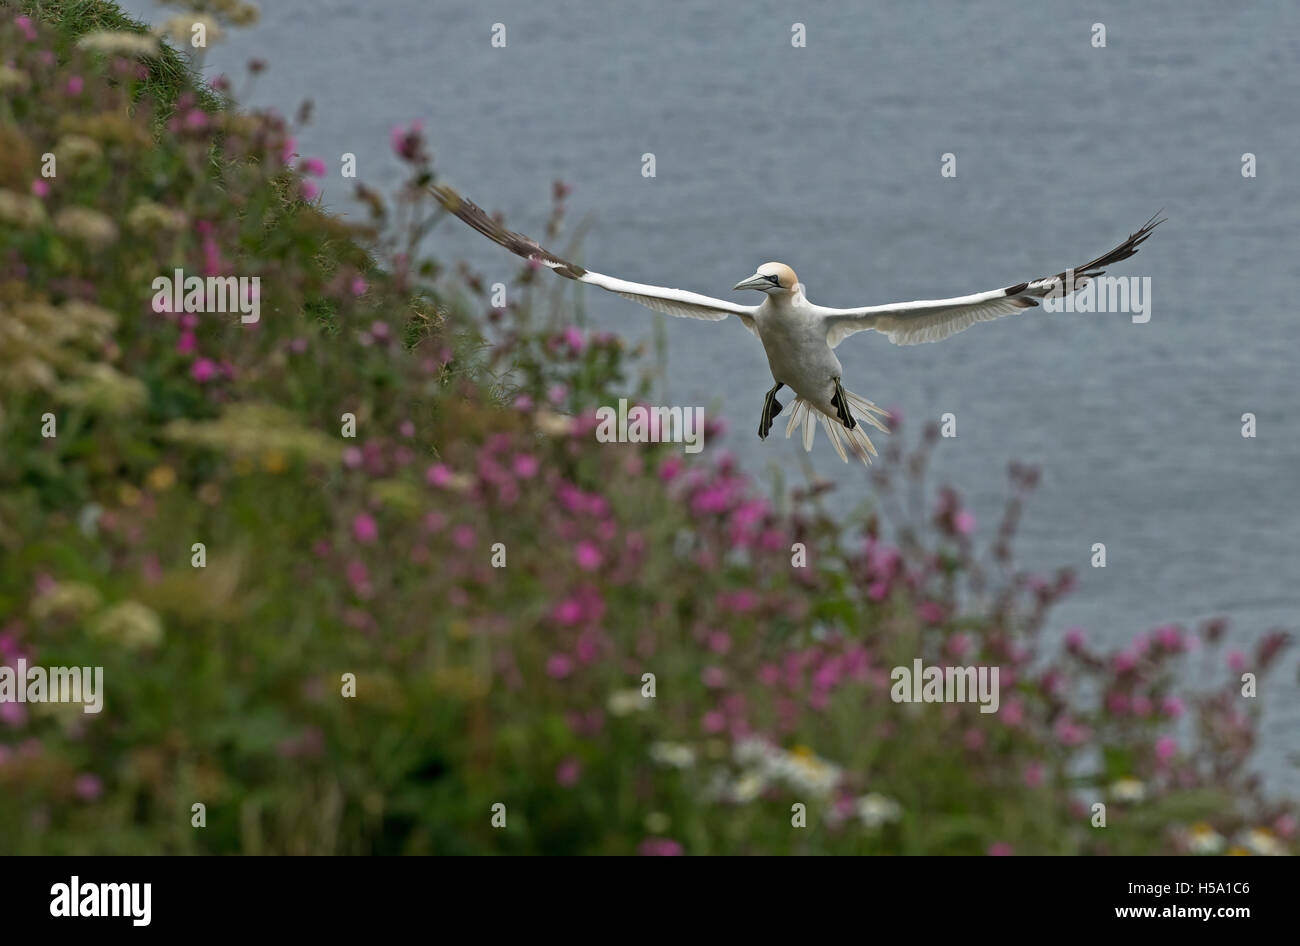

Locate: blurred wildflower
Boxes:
[856,793,903,827]
[1109,778,1146,803]
[88,601,164,649]
[30,582,103,621]
[649,742,696,769]
[54,207,118,247]
[1186,822,1225,854]
[77,31,160,57]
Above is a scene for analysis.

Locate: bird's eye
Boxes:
[766,274,780,285]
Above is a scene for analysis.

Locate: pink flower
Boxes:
[352,513,378,544]
[1112,650,1138,673]
[917,600,945,624]
[1154,624,1185,652]
[452,525,475,550]
[954,510,975,535]
[1001,698,1024,727]
[399,420,416,438]
[555,757,581,787]
[1227,650,1247,672]
[176,331,197,354]
[708,631,731,654]
[65,75,84,95]
[701,710,726,733]
[31,178,49,198]
[15,15,37,41]
[345,560,371,596]
[191,358,217,383]
[945,633,972,658]
[1155,736,1177,763]
[389,120,425,161]
[350,276,368,296]
[301,180,319,201]
[575,541,601,571]
[638,838,683,856]
[426,464,453,487]
[0,700,27,727]
[512,454,539,478]
[300,157,326,177]
[1023,762,1044,788]
[702,667,727,688]
[552,598,583,626]
[342,447,363,469]
[659,456,683,481]
[987,842,1014,856]
[1054,718,1089,747]
[1161,696,1185,718]
[281,135,297,164]
[74,774,103,801]
[545,653,573,679]
[1064,627,1086,652]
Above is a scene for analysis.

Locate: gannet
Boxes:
[432,184,1162,466]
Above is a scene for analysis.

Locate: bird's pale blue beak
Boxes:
[733,273,774,292]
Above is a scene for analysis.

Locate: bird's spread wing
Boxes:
[431,184,759,334]
[820,214,1164,348]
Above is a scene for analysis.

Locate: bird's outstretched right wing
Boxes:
[818,213,1164,347]
[431,184,758,333]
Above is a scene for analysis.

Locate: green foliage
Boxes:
[0,3,1294,856]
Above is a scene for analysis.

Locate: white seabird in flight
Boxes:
[432,184,1162,466]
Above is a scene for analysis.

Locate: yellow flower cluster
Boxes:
[126,200,189,234]
[0,297,133,422]
[0,188,47,228]
[53,134,103,168]
[30,582,104,621]
[163,403,344,466]
[89,601,164,649]
[29,586,164,651]
[53,207,118,248]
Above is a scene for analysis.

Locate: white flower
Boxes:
[776,750,841,798]
[1187,823,1225,854]
[534,408,573,437]
[856,793,902,827]
[731,771,766,803]
[648,742,695,769]
[1109,778,1146,803]
[733,736,769,765]
[606,689,648,716]
[1238,828,1284,856]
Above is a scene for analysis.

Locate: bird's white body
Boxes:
[753,287,843,418]
[432,183,1161,466]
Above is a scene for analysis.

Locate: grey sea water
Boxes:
[117,0,1299,789]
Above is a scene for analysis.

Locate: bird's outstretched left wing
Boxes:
[431,184,758,333]
[819,214,1164,348]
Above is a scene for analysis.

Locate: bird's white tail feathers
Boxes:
[784,390,890,466]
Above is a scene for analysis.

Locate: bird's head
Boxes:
[733,262,799,295]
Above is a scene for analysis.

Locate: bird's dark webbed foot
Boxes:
[758,382,785,440]
[830,378,856,430]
